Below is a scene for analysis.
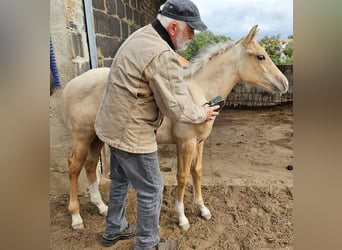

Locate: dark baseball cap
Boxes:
[159,0,208,31]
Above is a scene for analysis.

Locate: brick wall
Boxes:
[92,0,159,67]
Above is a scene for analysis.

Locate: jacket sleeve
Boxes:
[146,50,206,124]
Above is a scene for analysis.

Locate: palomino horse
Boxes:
[62,25,288,230]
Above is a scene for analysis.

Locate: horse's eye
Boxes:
[257,55,265,61]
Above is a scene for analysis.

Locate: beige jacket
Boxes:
[95,22,206,154]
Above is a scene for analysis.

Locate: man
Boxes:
[94,0,219,249]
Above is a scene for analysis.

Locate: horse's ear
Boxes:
[243,25,259,45]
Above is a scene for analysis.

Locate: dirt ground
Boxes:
[50,104,293,250]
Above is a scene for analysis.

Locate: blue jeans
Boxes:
[104,147,164,250]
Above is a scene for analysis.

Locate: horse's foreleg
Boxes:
[175,140,196,231]
[84,137,108,217]
[68,141,88,230]
[191,141,211,220]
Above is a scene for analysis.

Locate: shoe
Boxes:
[101,224,136,247]
[150,239,176,250]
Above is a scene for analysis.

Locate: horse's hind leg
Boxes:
[68,139,88,229]
[175,139,196,231]
[100,143,111,179]
[191,141,211,220]
[84,136,108,216]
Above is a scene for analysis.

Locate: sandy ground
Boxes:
[50,104,293,249]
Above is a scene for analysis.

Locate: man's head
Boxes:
[160,0,207,31]
[157,0,208,51]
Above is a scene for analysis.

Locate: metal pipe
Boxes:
[84,0,97,68]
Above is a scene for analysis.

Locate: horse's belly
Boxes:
[156,118,174,144]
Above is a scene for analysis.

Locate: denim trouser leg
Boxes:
[104,148,130,235]
[107,147,164,250]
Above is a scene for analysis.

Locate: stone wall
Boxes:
[50,0,160,82]
[140,0,161,24]
[93,0,159,67]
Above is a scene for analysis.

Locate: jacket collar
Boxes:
[152,19,175,51]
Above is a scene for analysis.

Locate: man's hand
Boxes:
[202,104,220,122]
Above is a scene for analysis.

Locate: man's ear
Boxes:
[167,22,178,36]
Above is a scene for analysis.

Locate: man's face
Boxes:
[175,24,195,52]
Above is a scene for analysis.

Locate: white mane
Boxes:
[183,39,239,77]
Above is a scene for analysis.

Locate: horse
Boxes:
[62,25,288,231]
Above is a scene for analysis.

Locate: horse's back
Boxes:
[63,67,110,133]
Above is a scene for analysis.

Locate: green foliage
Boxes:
[283,40,294,64]
[180,31,232,61]
[259,34,294,65]
[259,35,282,64]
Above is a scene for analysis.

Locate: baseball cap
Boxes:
[159,0,208,31]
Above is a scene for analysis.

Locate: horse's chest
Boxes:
[177,123,213,142]
[196,125,212,141]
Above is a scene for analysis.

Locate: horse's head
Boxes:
[237,25,289,94]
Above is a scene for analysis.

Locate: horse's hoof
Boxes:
[200,206,212,220]
[71,214,84,230]
[202,212,212,220]
[180,222,190,232]
[178,215,190,231]
[71,222,84,230]
[99,204,108,216]
[99,206,108,216]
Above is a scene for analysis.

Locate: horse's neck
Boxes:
[187,51,240,101]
